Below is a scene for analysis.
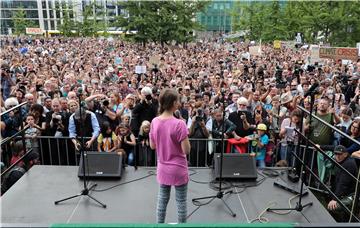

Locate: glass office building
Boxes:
[0,0,125,35]
[196,0,235,33]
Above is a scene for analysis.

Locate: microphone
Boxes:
[304,82,319,98]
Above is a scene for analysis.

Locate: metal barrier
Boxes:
[1,101,29,194]
[20,136,226,167]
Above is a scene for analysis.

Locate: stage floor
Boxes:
[0,165,335,226]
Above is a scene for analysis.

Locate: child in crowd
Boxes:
[97,121,118,152]
[138,120,155,166]
[246,123,269,168]
[24,114,41,155]
[121,115,131,125]
[116,123,136,166]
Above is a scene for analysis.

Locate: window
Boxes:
[1,10,13,18]
[213,3,218,9]
[207,16,212,25]
[43,10,48,18]
[26,10,39,19]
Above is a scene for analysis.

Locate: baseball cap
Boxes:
[334,145,347,154]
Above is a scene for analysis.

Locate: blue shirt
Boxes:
[250,134,269,161]
[68,111,100,139]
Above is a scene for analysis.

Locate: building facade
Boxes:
[196,0,235,34]
[0,0,125,35]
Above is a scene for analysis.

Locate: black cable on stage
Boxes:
[92,170,156,192]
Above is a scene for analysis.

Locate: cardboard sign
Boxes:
[309,45,321,64]
[274,40,281,49]
[249,46,261,56]
[114,56,122,65]
[357,42,360,56]
[135,65,146,74]
[26,28,44,35]
[149,55,160,66]
[319,47,358,61]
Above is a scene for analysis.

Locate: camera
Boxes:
[195,109,204,122]
[275,66,287,89]
[102,100,109,107]
[145,94,152,101]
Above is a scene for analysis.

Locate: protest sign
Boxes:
[135,65,146,74]
[114,56,122,65]
[249,46,261,56]
[26,28,44,35]
[319,47,358,61]
[273,40,281,49]
[309,45,322,64]
[149,55,160,66]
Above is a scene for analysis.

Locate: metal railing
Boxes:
[293,104,360,222]
[1,101,29,194]
[18,136,227,167]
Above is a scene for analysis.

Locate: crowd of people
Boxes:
[1,36,360,221]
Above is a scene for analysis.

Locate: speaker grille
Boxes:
[214,153,257,180]
[78,152,122,178]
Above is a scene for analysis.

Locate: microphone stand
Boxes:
[267,93,314,212]
[190,91,236,217]
[55,93,106,208]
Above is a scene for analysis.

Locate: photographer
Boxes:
[189,108,209,167]
[228,97,255,137]
[44,98,67,137]
[86,94,117,130]
[1,61,16,100]
[130,87,158,137]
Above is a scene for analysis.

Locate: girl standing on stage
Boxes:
[150,89,191,223]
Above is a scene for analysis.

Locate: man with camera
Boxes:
[1,61,16,100]
[44,98,68,137]
[189,108,210,167]
[228,97,255,137]
[131,87,158,137]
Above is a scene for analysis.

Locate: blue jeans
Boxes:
[280,144,296,167]
[257,159,265,168]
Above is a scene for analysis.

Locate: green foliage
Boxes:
[12,9,36,35]
[114,1,209,46]
[58,3,75,37]
[232,0,360,47]
[58,2,107,37]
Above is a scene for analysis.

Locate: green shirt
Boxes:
[308,113,333,145]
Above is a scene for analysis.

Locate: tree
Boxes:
[58,3,75,37]
[114,1,208,46]
[231,0,360,46]
[12,8,36,35]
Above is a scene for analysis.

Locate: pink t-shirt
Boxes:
[150,116,189,186]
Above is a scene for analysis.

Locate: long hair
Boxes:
[159,89,179,114]
[139,120,150,136]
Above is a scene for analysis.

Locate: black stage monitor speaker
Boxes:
[78,152,122,179]
[214,153,257,180]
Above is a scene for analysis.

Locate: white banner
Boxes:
[25,28,44,35]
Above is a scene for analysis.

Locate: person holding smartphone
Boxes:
[150,89,190,223]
